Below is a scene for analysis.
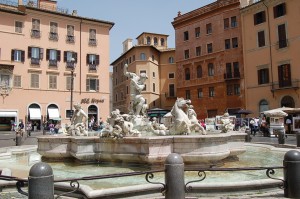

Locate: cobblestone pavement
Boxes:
[0,190,27,199]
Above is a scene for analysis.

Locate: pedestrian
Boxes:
[285,117,292,134]
[26,121,32,136]
[49,122,55,134]
[10,119,15,131]
[54,122,61,134]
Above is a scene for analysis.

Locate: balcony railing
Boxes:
[49,60,57,67]
[66,61,75,69]
[30,58,40,65]
[49,32,58,41]
[224,71,240,80]
[31,30,41,38]
[271,79,299,92]
[88,39,97,46]
[66,35,75,43]
[89,64,97,70]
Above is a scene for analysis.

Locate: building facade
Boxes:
[111,32,176,116]
[241,0,300,115]
[0,0,114,130]
[172,0,245,119]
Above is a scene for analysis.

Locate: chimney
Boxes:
[123,39,133,53]
[38,0,57,11]
[72,10,78,16]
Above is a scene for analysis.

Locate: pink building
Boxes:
[0,0,114,130]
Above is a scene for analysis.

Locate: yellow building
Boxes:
[0,0,114,130]
[111,32,176,116]
[241,0,300,115]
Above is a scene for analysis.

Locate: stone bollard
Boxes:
[245,128,251,142]
[165,153,185,199]
[28,162,54,199]
[278,129,285,144]
[297,132,300,147]
[15,133,22,146]
[283,150,300,198]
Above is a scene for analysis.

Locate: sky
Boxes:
[56,0,215,64]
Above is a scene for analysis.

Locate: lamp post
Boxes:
[70,58,75,120]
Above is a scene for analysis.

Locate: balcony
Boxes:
[49,60,58,67]
[66,35,75,43]
[88,39,97,46]
[49,32,59,41]
[31,30,41,38]
[224,71,240,80]
[271,79,299,92]
[89,64,97,70]
[30,58,40,65]
[276,39,288,49]
[66,61,75,69]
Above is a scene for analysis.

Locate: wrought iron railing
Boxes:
[0,166,285,198]
[271,79,299,91]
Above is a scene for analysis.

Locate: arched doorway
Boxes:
[259,99,269,113]
[88,105,98,127]
[28,103,41,131]
[46,104,60,126]
[281,96,295,108]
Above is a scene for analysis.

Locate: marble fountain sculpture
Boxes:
[37,64,246,166]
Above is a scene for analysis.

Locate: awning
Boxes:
[48,108,60,120]
[29,108,41,120]
[0,111,17,117]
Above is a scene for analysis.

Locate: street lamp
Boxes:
[70,58,76,120]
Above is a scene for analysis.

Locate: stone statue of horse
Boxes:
[169,98,192,135]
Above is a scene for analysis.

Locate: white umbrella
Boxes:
[263,109,288,117]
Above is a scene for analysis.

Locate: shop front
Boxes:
[0,110,18,131]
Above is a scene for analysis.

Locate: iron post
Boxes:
[278,129,285,144]
[284,150,300,198]
[70,58,75,121]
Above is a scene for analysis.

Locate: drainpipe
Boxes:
[262,1,274,97]
[80,19,82,94]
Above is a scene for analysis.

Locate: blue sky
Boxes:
[56,0,215,64]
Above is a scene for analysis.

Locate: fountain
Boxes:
[37,64,246,166]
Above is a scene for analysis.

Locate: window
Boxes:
[234,84,240,95]
[153,72,155,78]
[274,3,286,18]
[207,43,213,53]
[225,39,231,49]
[184,31,189,41]
[126,86,129,94]
[160,38,165,46]
[195,27,200,38]
[152,55,155,62]
[64,51,77,68]
[15,21,23,33]
[259,100,269,113]
[169,73,175,79]
[89,29,97,46]
[154,37,158,45]
[226,63,232,78]
[49,75,57,89]
[169,57,174,63]
[13,75,21,87]
[196,46,201,56]
[186,90,191,100]
[143,84,147,91]
[153,83,155,92]
[140,53,146,60]
[30,73,39,88]
[227,85,233,96]
[197,88,203,98]
[66,25,75,43]
[31,19,40,38]
[278,24,287,48]
[49,22,58,41]
[254,11,266,25]
[0,74,10,87]
[233,62,240,78]
[28,47,43,65]
[197,65,202,78]
[207,109,217,118]
[206,23,212,34]
[232,37,238,48]
[209,87,215,97]
[231,16,237,27]
[278,64,291,87]
[147,36,151,45]
[46,49,60,66]
[208,63,214,76]
[66,76,72,90]
[257,68,269,85]
[224,18,229,29]
[86,78,99,91]
[258,31,266,47]
[184,49,189,59]
[86,54,100,70]
[185,68,190,80]
[11,50,25,62]
[169,84,175,97]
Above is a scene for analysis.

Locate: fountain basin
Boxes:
[37,131,246,165]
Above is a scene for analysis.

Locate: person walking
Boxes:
[26,121,32,137]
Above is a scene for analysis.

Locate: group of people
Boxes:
[88,116,104,131]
